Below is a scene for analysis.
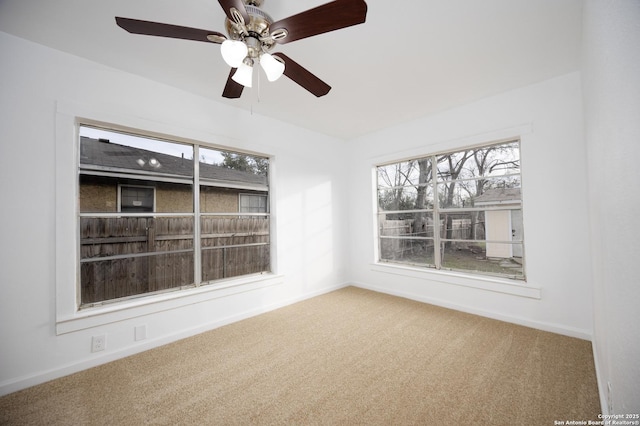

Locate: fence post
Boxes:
[147,218,156,291]
[222,246,227,278]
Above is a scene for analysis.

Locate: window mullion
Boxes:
[193,144,201,287]
[431,155,441,269]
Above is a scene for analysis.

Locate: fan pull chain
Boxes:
[256,65,261,104]
[250,65,261,116]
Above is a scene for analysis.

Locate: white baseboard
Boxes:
[351,281,593,340]
[0,282,348,397]
[3,281,592,397]
[591,340,608,415]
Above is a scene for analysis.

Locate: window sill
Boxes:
[370,263,541,299]
[56,273,284,335]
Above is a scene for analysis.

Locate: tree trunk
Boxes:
[413,158,431,236]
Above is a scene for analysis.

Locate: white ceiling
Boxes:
[0,0,583,140]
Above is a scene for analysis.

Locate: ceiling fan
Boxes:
[116,0,368,99]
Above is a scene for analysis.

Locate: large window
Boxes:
[78,126,270,307]
[376,140,524,280]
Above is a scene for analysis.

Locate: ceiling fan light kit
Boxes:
[220,39,248,67]
[232,58,254,87]
[116,0,368,98]
[260,53,285,82]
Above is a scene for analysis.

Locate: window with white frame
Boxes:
[239,193,268,213]
[376,140,525,280]
[78,125,271,307]
[119,185,155,212]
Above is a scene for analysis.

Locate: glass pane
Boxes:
[80,251,194,304]
[476,141,520,177]
[80,216,194,260]
[438,212,485,241]
[79,175,118,213]
[199,147,269,214]
[200,216,270,283]
[199,147,268,187]
[202,245,271,282]
[379,237,435,267]
[80,129,194,178]
[439,210,522,242]
[438,209,524,278]
[79,176,193,213]
[484,209,524,245]
[200,186,268,214]
[437,181,474,209]
[438,176,521,209]
[441,243,523,278]
[200,186,237,214]
[79,127,194,214]
[378,185,433,211]
[155,182,193,213]
[437,151,473,181]
[377,158,430,189]
[437,141,520,182]
[80,216,195,304]
[379,212,435,237]
[239,194,267,212]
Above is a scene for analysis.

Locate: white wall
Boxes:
[347,71,594,339]
[582,0,640,414]
[0,31,349,395]
[4,3,639,410]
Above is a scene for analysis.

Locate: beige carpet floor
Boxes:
[0,286,601,425]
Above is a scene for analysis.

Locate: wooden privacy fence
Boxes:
[80,216,269,305]
[379,216,486,260]
[200,217,270,283]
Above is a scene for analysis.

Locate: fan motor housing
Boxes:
[225,5,276,58]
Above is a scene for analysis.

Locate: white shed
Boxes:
[474,188,523,259]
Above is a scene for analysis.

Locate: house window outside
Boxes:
[239,194,268,213]
[78,126,270,307]
[119,185,155,212]
[376,140,525,280]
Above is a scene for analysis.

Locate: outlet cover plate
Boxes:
[135,325,147,341]
[91,335,106,352]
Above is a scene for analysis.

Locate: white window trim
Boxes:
[55,101,282,335]
[369,262,540,299]
[369,124,540,299]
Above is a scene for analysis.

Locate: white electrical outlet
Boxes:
[91,334,106,352]
[134,325,147,341]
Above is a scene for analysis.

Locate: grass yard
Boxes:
[382,242,524,279]
[442,247,524,277]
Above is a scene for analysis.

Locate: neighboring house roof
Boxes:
[474,188,521,206]
[80,136,267,190]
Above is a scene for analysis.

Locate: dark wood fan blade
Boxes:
[115,17,226,43]
[272,53,331,97]
[222,69,244,98]
[218,0,250,24]
[270,0,367,44]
